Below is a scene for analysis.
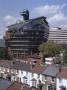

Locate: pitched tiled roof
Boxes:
[6,81,37,90]
[6,81,22,90]
[0,60,11,68]
[0,60,31,71]
[0,60,46,74]
[31,65,46,74]
[57,67,67,79]
[42,65,59,77]
[0,78,12,90]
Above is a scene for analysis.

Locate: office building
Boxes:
[5,10,49,59]
[48,27,67,44]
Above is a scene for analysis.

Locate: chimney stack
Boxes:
[59,64,62,72]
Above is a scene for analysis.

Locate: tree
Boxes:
[38,41,63,57]
[0,48,6,59]
[48,83,56,90]
[63,47,67,64]
[0,48,10,59]
[59,44,67,64]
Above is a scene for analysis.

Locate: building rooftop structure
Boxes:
[0,78,12,90]
[42,65,59,77]
[6,81,23,90]
[0,60,46,74]
[6,81,38,90]
[5,10,49,59]
[57,67,67,79]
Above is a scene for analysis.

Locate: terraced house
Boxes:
[0,60,46,88]
[0,60,67,90]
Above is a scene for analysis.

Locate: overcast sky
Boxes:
[0,0,67,38]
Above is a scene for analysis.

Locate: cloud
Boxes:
[30,4,66,27]
[48,12,67,23]
[3,4,67,27]
[4,15,17,25]
[30,4,66,18]
[4,15,23,26]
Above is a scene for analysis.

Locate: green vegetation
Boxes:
[0,48,6,59]
[38,41,67,64]
[48,84,56,90]
[0,48,10,59]
[39,41,63,57]
[63,46,67,64]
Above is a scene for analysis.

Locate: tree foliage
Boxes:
[0,48,10,59]
[39,41,63,57]
[63,46,67,64]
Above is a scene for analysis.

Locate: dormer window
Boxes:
[23,76,27,84]
[21,71,23,74]
[60,86,66,90]
[52,77,54,82]
[38,74,40,78]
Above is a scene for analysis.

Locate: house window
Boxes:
[32,73,34,77]
[42,75,47,82]
[59,78,62,83]
[42,75,45,82]
[12,75,15,81]
[48,85,51,90]
[31,78,36,87]
[26,72,28,76]
[60,86,66,90]
[24,79,27,84]
[0,67,1,70]
[11,69,14,73]
[13,69,16,74]
[3,67,5,72]
[32,81,36,87]
[2,67,5,72]
[17,70,19,73]
[1,73,3,78]
[21,71,23,74]
[1,67,3,71]
[52,77,54,82]
[38,80,41,84]
[7,68,9,72]
[23,76,27,84]
[15,70,19,74]
[45,75,47,80]
[48,84,55,90]
[38,74,40,78]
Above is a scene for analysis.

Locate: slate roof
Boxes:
[7,16,48,31]
[57,67,67,79]
[42,65,59,77]
[6,81,38,90]
[0,60,46,74]
[0,78,12,90]
[6,81,22,90]
[0,80,38,90]
[0,60,31,71]
[31,65,46,74]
